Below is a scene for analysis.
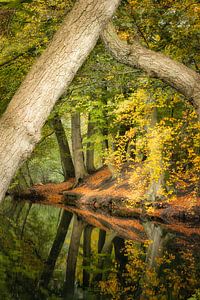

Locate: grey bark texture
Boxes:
[86,114,96,173]
[51,114,75,180]
[64,215,85,296]
[0,0,121,202]
[101,23,200,116]
[71,112,87,181]
[83,225,93,287]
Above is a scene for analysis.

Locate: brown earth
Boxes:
[12,166,200,240]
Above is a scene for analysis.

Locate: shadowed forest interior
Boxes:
[0,0,200,299]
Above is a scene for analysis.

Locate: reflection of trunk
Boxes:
[113,237,127,285]
[141,222,171,299]
[86,114,95,173]
[40,210,72,288]
[71,112,87,182]
[94,231,116,282]
[144,222,170,269]
[83,225,93,287]
[98,229,106,253]
[52,114,75,180]
[64,215,85,296]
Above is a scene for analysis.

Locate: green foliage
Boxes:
[0,200,61,299]
[100,237,200,300]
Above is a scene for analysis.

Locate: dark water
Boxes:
[0,201,200,300]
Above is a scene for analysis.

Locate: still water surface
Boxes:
[0,202,200,300]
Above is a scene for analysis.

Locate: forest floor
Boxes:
[13,166,200,241]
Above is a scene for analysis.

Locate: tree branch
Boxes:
[101,22,200,116]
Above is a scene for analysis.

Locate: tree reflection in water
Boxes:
[0,203,200,299]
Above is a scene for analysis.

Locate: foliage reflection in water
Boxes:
[0,200,200,300]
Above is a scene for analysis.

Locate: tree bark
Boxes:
[64,215,85,296]
[71,112,87,182]
[0,0,121,202]
[86,114,95,173]
[40,210,73,288]
[51,114,75,180]
[83,225,93,287]
[20,202,32,239]
[101,23,200,116]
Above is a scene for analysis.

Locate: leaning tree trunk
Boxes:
[0,0,121,202]
[101,23,200,116]
[51,114,75,180]
[71,112,87,182]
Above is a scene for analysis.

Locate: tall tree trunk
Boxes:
[83,225,93,287]
[15,202,25,223]
[20,202,32,239]
[39,210,73,288]
[146,107,164,201]
[101,23,200,116]
[0,0,121,202]
[71,112,87,182]
[25,161,34,186]
[86,114,95,173]
[51,114,75,180]
[64,215,85,296]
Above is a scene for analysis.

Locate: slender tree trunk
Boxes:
[83,225,93,287]
[25,161,34,186]
[102,23,200,116]
[86,114,95,173]
[20,202,32,239]
[146,107,164,201]
[19,169,29,188]
[51,114,75,180]
[40,210,73,288]
[15,202,25,223]
[64,215,85,296]
[71,112,87,182]
[0,0,121,202]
